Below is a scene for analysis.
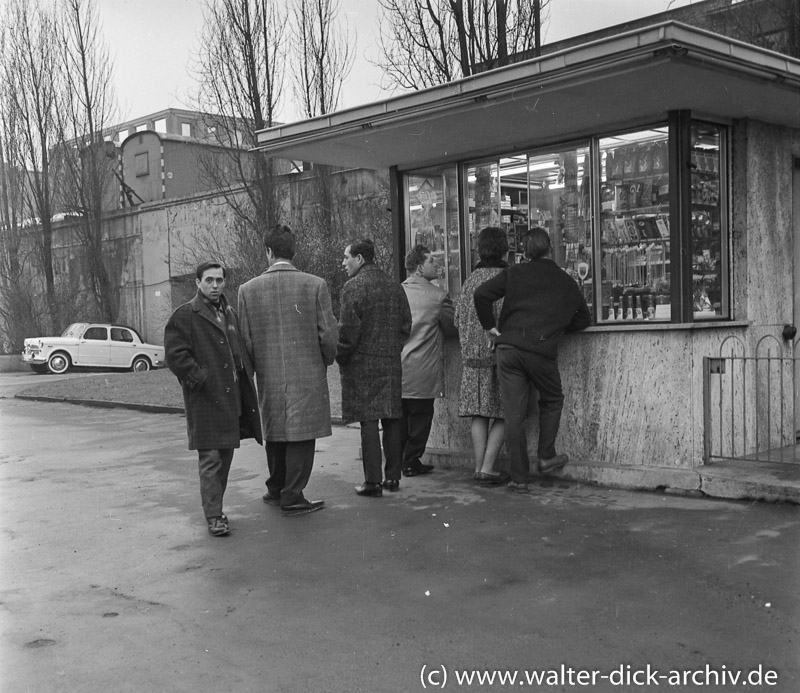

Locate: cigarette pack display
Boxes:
[624,218,640,241]
[635,217,659,240]
[614,218,630,242]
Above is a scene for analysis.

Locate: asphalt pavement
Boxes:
[1,376,799,692]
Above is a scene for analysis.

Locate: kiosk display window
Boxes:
[402,116,728,324]
[405,165,461,295]
[598,128,672,322]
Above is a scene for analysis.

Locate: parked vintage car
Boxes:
[22,323,165,374]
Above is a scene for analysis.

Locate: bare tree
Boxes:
[376,0,550,91]
[57,0,119,322]
[705,0,800,58]
[0,0,65,332]
[292,0,354,118]
[191,0,287,263]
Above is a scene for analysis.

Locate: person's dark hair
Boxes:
[405,244,430,273]
[477,226,508,261]
[195,261,226,280]
[348,238,375,264]
[524,227,552,260]
[265,224,296,260]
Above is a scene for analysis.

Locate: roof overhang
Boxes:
[255,22,800,170]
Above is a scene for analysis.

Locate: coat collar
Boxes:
[266,261,297,273]
[402,274,433,286]
[190,292,227,332]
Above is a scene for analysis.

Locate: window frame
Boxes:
[399,110,730,326]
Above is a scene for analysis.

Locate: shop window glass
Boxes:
[465,160,501,270]
[526,146,592,312]
[691,123,726,319]
[405,165,461,295]
[599,127,671,322]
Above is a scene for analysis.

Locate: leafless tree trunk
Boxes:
[58,0,118,322]
[0,0,64,333]
[376,0,549,91]
[190,0,287,276]
[292,0,354,118]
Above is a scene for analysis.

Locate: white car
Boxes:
[22,323,165,375]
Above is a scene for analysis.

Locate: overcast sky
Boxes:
[100,0,697,123]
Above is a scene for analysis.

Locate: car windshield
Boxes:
[61,324,83,338]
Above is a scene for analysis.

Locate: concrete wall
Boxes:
[425,118,800,475]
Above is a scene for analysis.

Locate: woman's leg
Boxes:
[479,419,506,474]
[470,416,489,473]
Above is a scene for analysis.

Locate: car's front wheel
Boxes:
[47,352,71,375]
[131,356,152,373]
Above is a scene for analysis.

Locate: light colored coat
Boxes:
[238,263,338,442]
[400,275,456,399]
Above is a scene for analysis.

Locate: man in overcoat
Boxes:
[165,261,262,536]
[400,245,457,478]
[336,238,412,497]
[238,226,338,516]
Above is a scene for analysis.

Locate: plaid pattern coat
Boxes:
[238,263,338,442]
[165,293,262,451]
[336,264,412,424]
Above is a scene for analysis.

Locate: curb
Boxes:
[15,394,799,505]
[14,393,347,426]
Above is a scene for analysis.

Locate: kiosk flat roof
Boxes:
[255,22,800,170]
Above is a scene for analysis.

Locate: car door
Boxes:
[109,327,136,367]
[76,326,111,366]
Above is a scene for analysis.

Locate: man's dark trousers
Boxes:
[197,448,234,519]
[265,440,316,507]
[496,344,564,483]
[361,419,403,484]
[401,398,435,471]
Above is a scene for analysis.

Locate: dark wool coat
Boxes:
[238,263,338,442]
[473,258,592,359]
[165,293,262,451]
[336,264,412,424]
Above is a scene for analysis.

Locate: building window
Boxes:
[118,129,129,143]
[405,165,461,295]
[135,152,149,177]
[401,114,729,323]
[154,118,167,134]
[181,122,191,137]
[135,123,147,132]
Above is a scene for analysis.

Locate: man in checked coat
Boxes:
[336,238,412,498]
[238,226,338,516]
[165,261,262,537]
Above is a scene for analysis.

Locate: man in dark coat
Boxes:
[336,238,412,497]
[239,226,337,517]
[474,228,591,493]
[165,261,262,536]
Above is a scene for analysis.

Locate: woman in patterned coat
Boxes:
[454,226,508,483]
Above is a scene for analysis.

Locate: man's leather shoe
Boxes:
[381,480,400,492]
[281,499,325,516]
[355,482,383,497]
[538,454,568,474]
[262,491,281,506]
[402,464,434,477]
